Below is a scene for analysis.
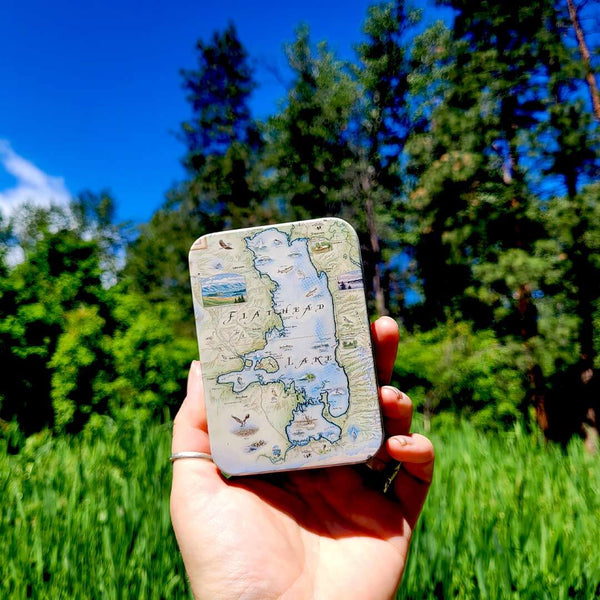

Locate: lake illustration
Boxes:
[337,270,363,291]
[201,273,247,306]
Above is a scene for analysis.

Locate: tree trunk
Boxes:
[567,0,600,121]
[514,283,547,430]
[500,122,547,430]
[571,199,599,450]
[361,170,388,317]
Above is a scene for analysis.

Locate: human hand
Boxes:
[170,316,434,600]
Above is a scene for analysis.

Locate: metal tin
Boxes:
[189,217,383,475]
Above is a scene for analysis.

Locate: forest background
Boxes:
[2,0,600,597]
[2,0,599,444]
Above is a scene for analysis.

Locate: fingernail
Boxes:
[382,385,402,400]
[187,360,201,394]
[390,436,411,450]
[369,457,387,472]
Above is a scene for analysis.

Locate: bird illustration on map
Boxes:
[232,414,250,428]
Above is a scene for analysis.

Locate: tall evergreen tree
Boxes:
[179,22,264,226]
[407,2,554,328]
[265,25,356,219]
[537,2,600,442]
[403,1,569,428]
[266,4,418,315]
[349,0,418,316]
[125,24,270,314]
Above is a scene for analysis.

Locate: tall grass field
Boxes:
[3,419,600,599]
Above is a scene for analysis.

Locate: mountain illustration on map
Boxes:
[189,218,383,475]
[201,273,247,305]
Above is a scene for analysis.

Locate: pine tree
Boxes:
[349,0,419,316]
[538,2,600,443]
[264,25,356,220]
[265,4,419,315]
[125,24,271,315]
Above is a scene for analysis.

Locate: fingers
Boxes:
[172,361,211,454]
[370,386,413,470]
[387,434,434,477]
[386,433,435,528]
[171,361,221,487]
[371,316,399,386]
[380,386,413,436]
[370,348,434,529]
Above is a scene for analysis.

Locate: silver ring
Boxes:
[170,451,213,463]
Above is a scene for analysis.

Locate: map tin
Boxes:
[189,217,384,476]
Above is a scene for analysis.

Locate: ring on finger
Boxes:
[170,451,213,463]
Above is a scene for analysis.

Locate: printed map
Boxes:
[189,218,382,475]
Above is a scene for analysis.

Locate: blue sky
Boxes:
[2,0,417,225]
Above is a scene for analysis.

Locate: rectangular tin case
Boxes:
[189,217,383,475]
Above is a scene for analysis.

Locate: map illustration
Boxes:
[189,218,382,475]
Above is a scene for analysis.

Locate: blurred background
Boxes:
[2,0,600,598]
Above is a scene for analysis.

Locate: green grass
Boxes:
[400,421,600,599]
[3,419,600,598]
[2,419,189,599]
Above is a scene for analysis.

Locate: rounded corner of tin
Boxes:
[329,216,358,235]
[189,234,210,254]
[210,449,242,477]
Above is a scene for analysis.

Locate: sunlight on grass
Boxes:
[400,420,600,599]
[2,420,190,599]
[3,419,600,598]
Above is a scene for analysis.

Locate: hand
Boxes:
[170,316,434,600]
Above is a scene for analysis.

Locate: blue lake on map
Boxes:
[217,228,351,448]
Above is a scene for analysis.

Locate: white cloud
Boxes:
[0,139,71,218]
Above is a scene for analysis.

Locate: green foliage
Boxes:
[178,22,267,232]
[265,5,419,314]
[265,24,357,219]
[2,0,600,444]
[400,0,599,441]
[180,22,259,170]
[108,292,197,421]
[50,305,112,431]
[0,196,197,435]
[395,322,523,428]
[122,205,198,314]
[0,219,111,434]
